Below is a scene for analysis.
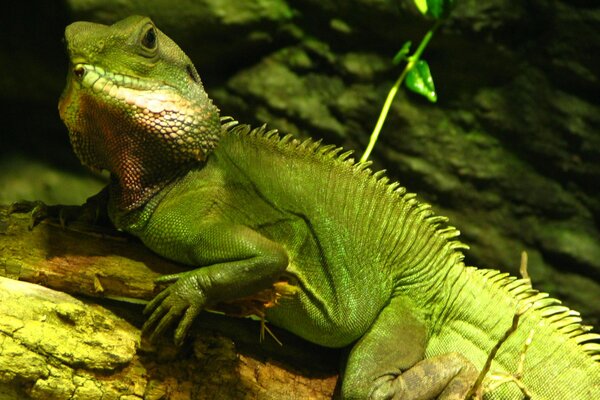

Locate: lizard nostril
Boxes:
[73,65,85,79]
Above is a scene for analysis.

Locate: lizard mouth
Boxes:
[70,63,183,115]
[72,63,163,93]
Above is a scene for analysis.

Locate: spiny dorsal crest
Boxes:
[478,269,600,361]
[222,118,465,246]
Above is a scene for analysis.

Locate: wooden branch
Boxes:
[0,206,338,399]
[0,205,180,301]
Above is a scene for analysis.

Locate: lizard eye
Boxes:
[141,26,157,50]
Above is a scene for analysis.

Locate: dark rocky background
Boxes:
[1,0,598,325]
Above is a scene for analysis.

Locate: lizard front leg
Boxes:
[142,223,289,345]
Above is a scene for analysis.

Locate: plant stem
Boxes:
[360,19,443,162]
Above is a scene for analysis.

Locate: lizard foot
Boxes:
[365,352,478,400]
[9,189,111,230]
[9,200,65,230]
[143,271,207,346]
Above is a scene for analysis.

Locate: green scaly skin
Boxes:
[58,16,600,399]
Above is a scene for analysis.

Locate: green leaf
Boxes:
[392,41,412,65]
[405,60,437,102]
[426,0,455,19]
[414,0,428,15]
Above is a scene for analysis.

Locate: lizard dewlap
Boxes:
[59,15,600,399]
[59,16,221,209]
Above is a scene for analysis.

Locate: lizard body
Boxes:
[58,16,600,399]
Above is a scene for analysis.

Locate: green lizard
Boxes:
[54,15,599,399]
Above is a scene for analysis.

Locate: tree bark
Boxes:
[0,206,338,400]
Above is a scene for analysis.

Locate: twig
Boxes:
[466,309,523,399]
[360,20,442,162]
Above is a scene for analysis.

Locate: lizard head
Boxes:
[59,16,222,207]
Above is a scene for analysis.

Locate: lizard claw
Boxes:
[9,200,55,230]
[143,272,207,345]
[174,305,202,346]
[145,303,185,343]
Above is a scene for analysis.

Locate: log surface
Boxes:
[0,206,338,399]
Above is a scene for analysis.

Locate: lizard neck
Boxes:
[107,157,196,211]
